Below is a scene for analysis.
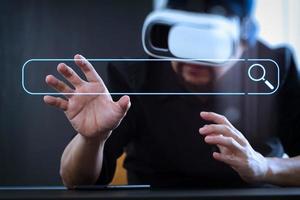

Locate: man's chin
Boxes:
[172,61,217,93]
[183,80,215,93]
[181,67,214,90]
[183,75,211,86]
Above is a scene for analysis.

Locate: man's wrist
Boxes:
[79,131,111,146]
[262,157,277,184]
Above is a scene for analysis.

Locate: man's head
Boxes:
[143,0,257,90]
[153,0,257,46]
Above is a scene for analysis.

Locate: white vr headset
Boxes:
[142,9,241,65]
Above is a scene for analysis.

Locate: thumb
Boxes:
[117,95,131,114]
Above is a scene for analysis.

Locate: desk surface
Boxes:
[1,187,300,200]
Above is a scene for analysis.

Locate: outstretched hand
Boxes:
[44,54,131,141]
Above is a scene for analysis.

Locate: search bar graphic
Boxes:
[22,58,280,96]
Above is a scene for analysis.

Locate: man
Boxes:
[44,0,300,188]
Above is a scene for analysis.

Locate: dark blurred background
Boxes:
[0,0,151,186]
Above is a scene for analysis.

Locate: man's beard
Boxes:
[175,62,217,93]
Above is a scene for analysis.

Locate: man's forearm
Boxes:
[60,133,107,188]
[264,156,300,186]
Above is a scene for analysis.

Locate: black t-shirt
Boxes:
[96,41,300,188]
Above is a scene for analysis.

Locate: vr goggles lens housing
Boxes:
[142,9,241,65]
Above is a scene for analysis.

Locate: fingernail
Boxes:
[57,63,65,69]
[200,112,208,117]
[45,75,52,82]
[76,55,85,64]
[199,126,207,134]
[205,136,212,142]
[75,54,84,62]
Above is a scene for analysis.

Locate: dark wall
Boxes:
[0,0,151,186]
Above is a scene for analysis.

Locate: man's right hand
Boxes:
[44,54,131,141]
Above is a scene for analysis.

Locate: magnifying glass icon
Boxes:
[248,64,275,90]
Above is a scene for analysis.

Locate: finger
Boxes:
[116,95,131,114]
[45,75,74,95]
[74,54,102,83]
[57,63,85,87]
[43,96,68,111]
[200,112,233,127]
[213,152,236,166]
[199,124,245,145]
[204,135,243,152]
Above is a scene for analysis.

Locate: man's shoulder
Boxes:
[255,41,298,86]
[256,40,295,65]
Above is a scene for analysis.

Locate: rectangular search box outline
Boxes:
[22,58,280,96]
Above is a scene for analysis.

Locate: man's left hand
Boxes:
[199,111,269,183]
